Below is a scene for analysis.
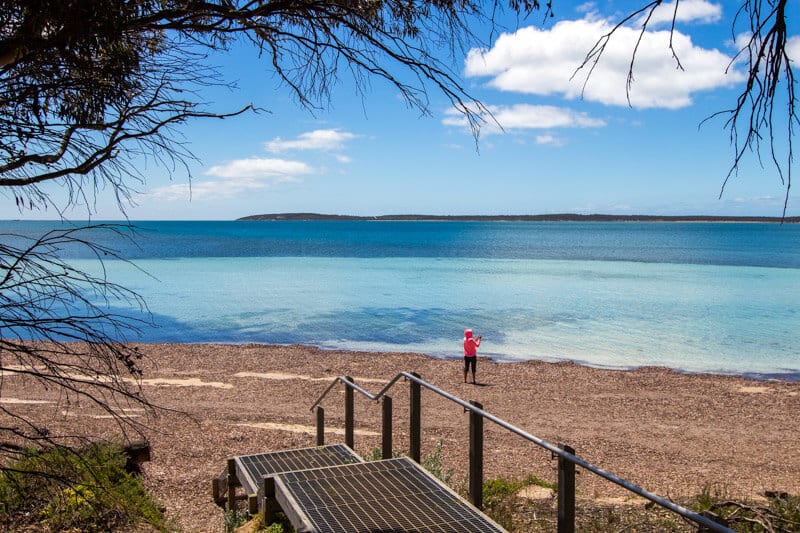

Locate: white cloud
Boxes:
[785,35,800,64]
[443,104,605,135]
[265,129,357,152]
[148,157,312,203]
[146,130,359,205]
[639,0,722,27]
[205,157,312,179]
[149,178,279,202]
[575,2,597,16]
[465,15,742,109]
[535,134,566,147]
[730,195,787,207]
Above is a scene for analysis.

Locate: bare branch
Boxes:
[576,0,795,215]
[0,225,163,462]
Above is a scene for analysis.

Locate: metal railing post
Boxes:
[344,375,354,449]
[558,443,576,533]
[469,400,484,510]
[409,372,421,462]
[382,395,393,459]
[315,405,325,446]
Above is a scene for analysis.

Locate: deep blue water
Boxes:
[2,220,799,378]
[5,220,798,267]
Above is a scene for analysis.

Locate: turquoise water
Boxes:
[2,220,799,378]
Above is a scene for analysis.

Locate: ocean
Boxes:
[2,220,799,379]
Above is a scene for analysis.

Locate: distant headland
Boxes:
[238,213,800,223]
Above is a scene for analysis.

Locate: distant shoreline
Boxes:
[238,212,800,223]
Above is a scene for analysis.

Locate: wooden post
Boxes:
[469,400,484,510]
[248,494,258,516]
[226,458,237,511]
[315,405,325,446]
[212,477,221,505]
[344,376,354,449]
[409,372,421,463]
[557,443,576,533]
[382,395,393,459]
[261,477,278,525]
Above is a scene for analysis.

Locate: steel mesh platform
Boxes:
[233,444,362,498]
[273,457,506,532]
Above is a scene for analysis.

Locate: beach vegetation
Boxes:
[693,484,800,532]
[0,440,170,532]
[481,474,557,530]
[223,508,250,533]
[482,476,529,530]
[367,440,460,489]
[421,439,456,486]
[246,511,295,533]
[260,519,293,533]
[261,525,288,533]
[364,447,403,461]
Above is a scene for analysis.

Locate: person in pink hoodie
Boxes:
[463,329,482,384]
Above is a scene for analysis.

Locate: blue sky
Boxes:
[7,0,800,220]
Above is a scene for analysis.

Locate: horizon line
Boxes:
[237,212,800,223]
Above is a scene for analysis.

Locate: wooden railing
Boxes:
[311,371,734,533]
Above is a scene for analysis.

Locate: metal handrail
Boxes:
[310,373,408,411]
[311,375,379,409]
[311,371,734,533]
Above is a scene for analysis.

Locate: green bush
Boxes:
[482,474,557,530]
[421,440,455,486]
[482,477,524,530]
[365,440,454,485]
[0,441,169,532]
[223,507,250,532]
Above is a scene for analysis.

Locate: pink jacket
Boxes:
[463,329,481,357]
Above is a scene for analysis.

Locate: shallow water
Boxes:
[3,220,799,378]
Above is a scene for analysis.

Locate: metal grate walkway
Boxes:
[274,456,505,532]
[230,444,362,506]
[218,446,506,532]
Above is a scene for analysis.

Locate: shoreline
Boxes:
[139,340,800,383]
[3,342,800,532]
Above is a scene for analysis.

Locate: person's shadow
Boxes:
[470,381,490,387]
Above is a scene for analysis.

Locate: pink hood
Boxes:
[463,329,479,356]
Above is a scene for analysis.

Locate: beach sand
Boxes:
[3,343,800,531]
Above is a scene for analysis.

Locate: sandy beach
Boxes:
[3,343,800,531]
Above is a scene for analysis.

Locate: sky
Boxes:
[6,0,800,220]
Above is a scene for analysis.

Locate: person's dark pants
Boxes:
[464,356,476,382]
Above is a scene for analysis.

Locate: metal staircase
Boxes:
[213,444,506,532]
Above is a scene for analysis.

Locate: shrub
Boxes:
[421,440,454,486]
[223,507,250,532]
[0,441,168,532]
